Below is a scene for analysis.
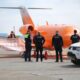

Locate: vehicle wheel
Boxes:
[71,60,80,65]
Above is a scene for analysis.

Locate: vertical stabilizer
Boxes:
[20,7,34,27]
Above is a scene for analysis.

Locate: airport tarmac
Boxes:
[0,58,80,80]
[0,48,80,80]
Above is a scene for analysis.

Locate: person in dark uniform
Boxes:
[33,32,45,62]
[24,30,32,62]
[70,30,80,43]
[52,31,63,62]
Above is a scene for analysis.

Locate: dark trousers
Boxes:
[36,47,43,62]
[55,48,63,62]
[24,47,32,62]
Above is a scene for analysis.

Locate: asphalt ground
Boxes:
[0,58,80,80]
[0,48,80,80]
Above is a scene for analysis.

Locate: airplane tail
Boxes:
[0,6,51,35]
[19,7,35,35]
[19,7,52,35]
[0,7,34,27]
[20,7,51,26]
[0,6,35,35]
[20,7,34,27]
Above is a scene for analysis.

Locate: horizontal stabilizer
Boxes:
[0,7,52,10]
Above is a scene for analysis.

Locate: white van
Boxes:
[67,42,80,65]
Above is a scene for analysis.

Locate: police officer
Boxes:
[33,32,45,62]
[52,31,63,62]
[24,30,32,62]
[70,30,80,43]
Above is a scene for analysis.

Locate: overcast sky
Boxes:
[0,0,80,35]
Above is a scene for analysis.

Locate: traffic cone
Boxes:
[44,51,48,60]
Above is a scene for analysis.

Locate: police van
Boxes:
[67,42,80,65]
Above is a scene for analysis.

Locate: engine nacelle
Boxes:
[19,24,34,35]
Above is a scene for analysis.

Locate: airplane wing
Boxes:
[0,37,25,52]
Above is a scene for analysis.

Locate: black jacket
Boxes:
[52,34,63,48]
[70,34,80,43]
[33,35,45,47]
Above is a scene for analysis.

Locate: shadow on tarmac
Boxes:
[61,64,80,68]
